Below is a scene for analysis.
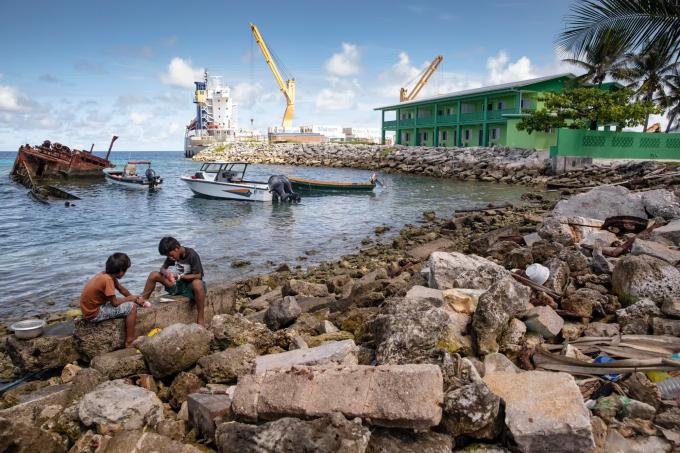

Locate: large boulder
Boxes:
[441,381,500,439]
[232,364,443,430]
[282,279,330,297]
[215,413,370,453]
[551,186,647,221]
[428,252,509,290]
[78,380,164,433]
[373,290,471,364]
[0,416,66,453]
[484,371,594,453]
[652,219,680,247]
[616,299,662,334]
[255,339,358,374]
[210,313,278,354]
[105,430,201,453]
[636,188,680,220]
[612,255,680,304]
[366,428,453,453]
[561,288,607,318]
[73,317,125,360]
[472,277,531,355]
[6,334,80,372]
[90,348,148,379]
[264,296,301,330]
[196,344,257,384]
[631,238,680,265]
[169,372,204,410]
[137,323,212,378]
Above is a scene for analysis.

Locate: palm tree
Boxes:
[619,36,679,130]
[558,0,680,61]
[663,70,680,132]
[562,27,628,86]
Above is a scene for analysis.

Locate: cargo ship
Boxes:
[184,71,238,158]
[10,137,117,188]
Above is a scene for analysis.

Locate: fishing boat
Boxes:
[181,162,273,201]
[288,173,382,192]
[104,161,163,190]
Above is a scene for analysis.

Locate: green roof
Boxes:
[374,73,578,111]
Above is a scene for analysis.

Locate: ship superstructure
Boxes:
[184,71,238,157]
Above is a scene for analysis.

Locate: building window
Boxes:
[487,103,493,111]
[521,99,532,109]
[491,128,501,140]
[437,110,443,116]
[464,129,471,140]
[497,101,506,110]
[440,130,448,141]
[447,107,455,115]
[422,132,428,141]
[404,132,410,142]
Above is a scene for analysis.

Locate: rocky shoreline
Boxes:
[194,142,679,189]
[1,181,680,452]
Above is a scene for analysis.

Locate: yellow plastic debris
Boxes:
[147,327,162,337]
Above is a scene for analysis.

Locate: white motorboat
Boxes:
[104,160,162,190]
[181,162,273,201]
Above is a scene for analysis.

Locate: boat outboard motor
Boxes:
[146,167,158,189]
[268,175,300,203]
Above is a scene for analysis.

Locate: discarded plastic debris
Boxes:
[594,355,622,382]
[526,263,550,285]
[657,376,680,400]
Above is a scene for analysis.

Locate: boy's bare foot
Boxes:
[197,318,205,327]
[125,341,135,348]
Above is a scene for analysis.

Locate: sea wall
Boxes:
[194,143,552,185]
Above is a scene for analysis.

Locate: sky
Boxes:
[0,0,667,151]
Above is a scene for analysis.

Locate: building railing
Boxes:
[551,128,680,160]
[486,108,518,121]
[416,116,435,127]
[383,120,397,129]
[436,114,458,124]
[459,111,484,123]
[399,118,415,127]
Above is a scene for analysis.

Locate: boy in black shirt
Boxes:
[142,237,206,326]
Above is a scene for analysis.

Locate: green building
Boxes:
[375,73,618,150]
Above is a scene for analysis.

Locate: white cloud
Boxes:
[160,57,203,88]
[130,111,153,125]
[232,82,265,108]
[486,50,536,84]
[315,78,360,111]
[325,43,361,77]
[0,85,31,112]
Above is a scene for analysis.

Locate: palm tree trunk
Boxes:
[667,113,677,133]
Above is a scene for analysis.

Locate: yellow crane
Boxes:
[249,23,295,129]
[400,55,444,102]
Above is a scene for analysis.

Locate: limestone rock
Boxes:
[69,367,106,401]
[79,380,164,433]
[210,313,277,353]
[637,188,680,220]
[612,254,680,304]
[90,348,148,379]
[264,296,301,330]
[187,392,233,442]
[472,277,531,355]
[404,285,444,306]
[551,186,647,221]
[443,288,485,315]
[428,252,509,291]
[524,306,564,339]
[170,372,204,410]
[499,318,526,352]
[484,371,594,453]
[651,218,680,247]
[196,344,257,384]
[631,238,680,265]
[60,363,81,384]
[652,317,680,336]
[504,247,533,269]
[583,322,620,337]
[661,298,680,318]
[317,320,339,334]
[6,334,80,372]
[105,430,201,453]
[0,416,66,453]
[623,372,662,409]
[537,218,575,246]
[441,382,500,438]
[232,364,443,429]
[282,279,330,297]
[255,339,358,374]
[366,428,453,453]
[484,353,521,374]
[616,299,661,334]
[542,258,570,294]
[561,288,606,318]
[137,323,212,378]
[73,317,125,360]
[215,413,370,453]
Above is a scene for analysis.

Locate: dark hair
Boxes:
[158,237,181,255]
[105,253,131,275]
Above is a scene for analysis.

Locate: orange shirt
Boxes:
[80,272,116,319]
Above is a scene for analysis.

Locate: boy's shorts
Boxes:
[166,280,206,301]
[92,302,134,322]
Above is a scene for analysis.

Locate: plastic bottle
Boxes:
[657,376,680,400]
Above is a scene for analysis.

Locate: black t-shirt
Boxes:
[163,247,204,278]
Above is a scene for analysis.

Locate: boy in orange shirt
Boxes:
[80,253,145,347]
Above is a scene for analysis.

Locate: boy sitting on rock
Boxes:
[142,237,206,326]
[80,253,145,348]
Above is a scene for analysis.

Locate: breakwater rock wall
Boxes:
[194,143,552,185]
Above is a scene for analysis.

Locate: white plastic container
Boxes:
[525,263,550,285]
[10,319,46,339]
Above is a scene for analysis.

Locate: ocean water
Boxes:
[0,150,528,322]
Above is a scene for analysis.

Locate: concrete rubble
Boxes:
[1,173,679,451]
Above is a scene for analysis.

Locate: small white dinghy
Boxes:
[105,160,163,190]
[181,162,273,201]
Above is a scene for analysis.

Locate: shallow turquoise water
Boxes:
[0,150,527,322]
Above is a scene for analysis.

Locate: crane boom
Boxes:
[400,55,443,102]
[249,23,295,129]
